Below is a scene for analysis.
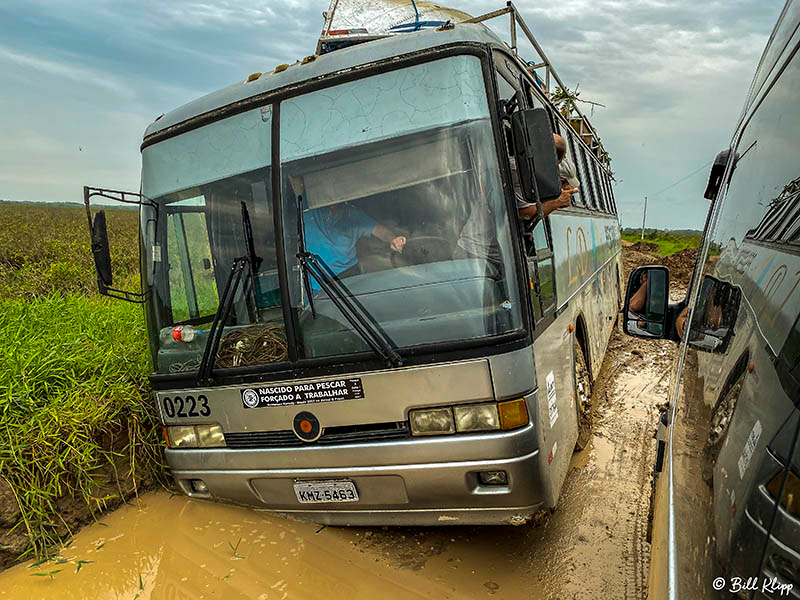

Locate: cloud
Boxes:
[0,45,133,96]
[0,0,784,231]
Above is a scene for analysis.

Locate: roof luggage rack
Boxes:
[317,0,610,167]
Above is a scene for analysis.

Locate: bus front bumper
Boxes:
[166,425,547,526]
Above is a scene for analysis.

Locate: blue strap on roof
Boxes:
[389,20,447,32]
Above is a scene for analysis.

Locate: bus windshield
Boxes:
[142,55,523,374]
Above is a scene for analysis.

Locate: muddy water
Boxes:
[0,332,670,600]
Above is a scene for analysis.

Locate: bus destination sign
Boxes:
[240,378,365,409]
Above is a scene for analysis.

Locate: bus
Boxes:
[621,1,800,595]
[84,2,621,526]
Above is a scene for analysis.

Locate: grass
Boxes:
[621,230,702,256]
[0,203,167,561]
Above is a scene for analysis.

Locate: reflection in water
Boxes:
[0,494,464,600]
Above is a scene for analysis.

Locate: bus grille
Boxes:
[225,421,410,449]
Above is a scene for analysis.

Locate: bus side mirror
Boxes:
[623,266,670,339]
[703,149,731,200]
[83,185,150,303]
[511,108,561,202]
[91,210,113,288]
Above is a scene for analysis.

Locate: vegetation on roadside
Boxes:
[0,203,167,564]
[621,229,702,256]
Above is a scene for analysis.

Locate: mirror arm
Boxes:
[97,283,150,304]
[83,185,156,304]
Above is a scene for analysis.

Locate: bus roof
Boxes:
[142,23,502,142]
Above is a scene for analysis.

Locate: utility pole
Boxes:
[641,195,648,240]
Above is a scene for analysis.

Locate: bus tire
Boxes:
[701,368,746,484]
[574,337,593,451]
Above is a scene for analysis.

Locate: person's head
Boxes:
[553,134,567,164]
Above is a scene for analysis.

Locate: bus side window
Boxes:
[564,133,585,207]
[494,70,521,155]
[576,146,596,209]
[607,174,618,214]
[594,163,609,212]
[527,219,556,320]
[592,163,605,212]
[166,209,219,323]
[601,172,612,213]
[584,151,601,211]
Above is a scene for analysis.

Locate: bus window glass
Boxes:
[496,72,518,103]
[537,256,555,313]
[587,157,603,211]
[280,56,524,359]
[607,175,617,213]
[605,171,613,212]
[564,133,584,207]
[596,170,606,212]
[532,219,549,254]
[576,146,596,209]
[595,164,609,212]
[141,107,284,374]
[166,210,218,323]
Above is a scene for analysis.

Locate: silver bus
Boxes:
[84,6,621,526]
[622,1,800,595]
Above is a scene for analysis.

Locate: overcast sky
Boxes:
[0,0,785,230]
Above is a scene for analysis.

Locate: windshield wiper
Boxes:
[197,203,260,385]
[241,201,262,278]
[197,256,250,385]
[295,195,403,368]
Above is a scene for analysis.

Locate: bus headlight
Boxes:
[167,425,197,448]
[409,407,455,436]
[197,424,226,447]
[165,424,226,448]
[454,403,500,432]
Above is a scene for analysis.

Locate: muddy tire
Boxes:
[574,337,593,451]
[701,371,746,484]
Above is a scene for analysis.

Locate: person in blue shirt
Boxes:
[290,177,407,293]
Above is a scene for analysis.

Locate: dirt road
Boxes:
[0,327,675,600]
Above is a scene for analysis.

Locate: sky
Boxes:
[0,0,785,231]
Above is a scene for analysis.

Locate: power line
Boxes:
[647,159,714,199]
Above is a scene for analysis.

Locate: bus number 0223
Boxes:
[162,395,211,418]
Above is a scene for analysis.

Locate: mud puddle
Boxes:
[0,328,672,600]
[0,492,471,600]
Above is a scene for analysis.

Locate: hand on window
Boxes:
[390,236,407,253]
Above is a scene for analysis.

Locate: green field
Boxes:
[621,230,702,255]
[0,204,167,564]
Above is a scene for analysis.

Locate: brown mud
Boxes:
[0,247,684,598]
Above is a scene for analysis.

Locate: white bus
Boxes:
[84,3,621,525]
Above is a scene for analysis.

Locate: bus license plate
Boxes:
[294,480,359,504]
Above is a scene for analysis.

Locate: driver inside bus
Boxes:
[289,175,406,292]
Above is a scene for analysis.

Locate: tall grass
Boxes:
[0,203,167,560]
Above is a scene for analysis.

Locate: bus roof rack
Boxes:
[318,0,609,167]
